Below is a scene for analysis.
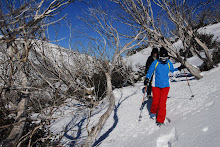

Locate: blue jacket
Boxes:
[145,59,178,88]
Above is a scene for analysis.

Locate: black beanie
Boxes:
[160,47,168,57]
[152,48,158,54]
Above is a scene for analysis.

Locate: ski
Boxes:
[138,85,148,121]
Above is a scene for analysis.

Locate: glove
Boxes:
[178,64,185,71]
[144,78,150,85]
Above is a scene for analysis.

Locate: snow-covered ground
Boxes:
[50,23,220,147]
[53,62,220,147]
[96,64,220,147]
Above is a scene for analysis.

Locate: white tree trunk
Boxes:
[184,61,203,79]
[83,72,115,147]
[163,38,203,79]
[194,37,214,69]
[176,53,203,79]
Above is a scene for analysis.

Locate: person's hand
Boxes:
[144,78,150,85]
[178,64,186,71]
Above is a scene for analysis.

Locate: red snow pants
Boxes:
[150,87,170,123]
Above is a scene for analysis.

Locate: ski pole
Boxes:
[183,69,194,99]
[139,85,148,121]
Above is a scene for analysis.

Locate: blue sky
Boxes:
[1,0,216,49]
[48,0,216,49]
[48,0,119,49]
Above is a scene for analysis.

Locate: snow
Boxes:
[94,64,220,147]
[51,63,220,147]
[123,22,220,72]
[123,46,152,71]
[198,22,220,41]
[49,23,220,147]
[172,40,184,51]
[156,128,178,147]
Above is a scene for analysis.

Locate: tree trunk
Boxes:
[176,54,203,79]
[194,37,214,70]
[2,71,29,147]
[163,37,203,79]
[83,72,115,147]
[187,30,214,70]
[2,98,28,147]
[184,61,203,79]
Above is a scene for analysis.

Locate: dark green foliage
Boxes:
[126,49,137,56]
[212,48,220,65]
[88,64,133,99]
[112,68,126,88]
[179,48,193,58]
[126,44,149,56]
[112,64,134,88]
[191,33,220,70]
[192,33,220,51]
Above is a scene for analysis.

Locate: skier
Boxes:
[143,47,159,99]
[145,47,185,126]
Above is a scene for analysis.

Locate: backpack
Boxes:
[149,61,170,84]
[155,61,170,71]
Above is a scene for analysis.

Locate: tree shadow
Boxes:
[59,103,108,146]
[64,117,86,146]
[93,89,138,146]
[92,106,118,147]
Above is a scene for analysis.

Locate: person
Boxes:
[145,47,185,126]
[143,48,159,98]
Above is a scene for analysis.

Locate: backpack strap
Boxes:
[155,61,170,71]
[168,62,170,71]
[155,61,159,70]
[151,62,159,80]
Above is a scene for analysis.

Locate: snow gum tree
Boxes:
[79,6,146,147]
[111,0,211,79]
[152,0,218,70]
[0,0,87,146]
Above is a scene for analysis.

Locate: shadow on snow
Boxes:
[59,72,192,146]
[58,103,108,146]
[93,89,139,146]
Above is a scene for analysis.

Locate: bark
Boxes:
[194,37,214,70]
[163,37,203,79]
[2,98,28,147]
[176,53,203,79]
[153,0,214,71]
[2,71,29,147]
[83,72,115,147]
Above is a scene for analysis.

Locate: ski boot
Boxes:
[150,113,156,120]
[156,122,165,127]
